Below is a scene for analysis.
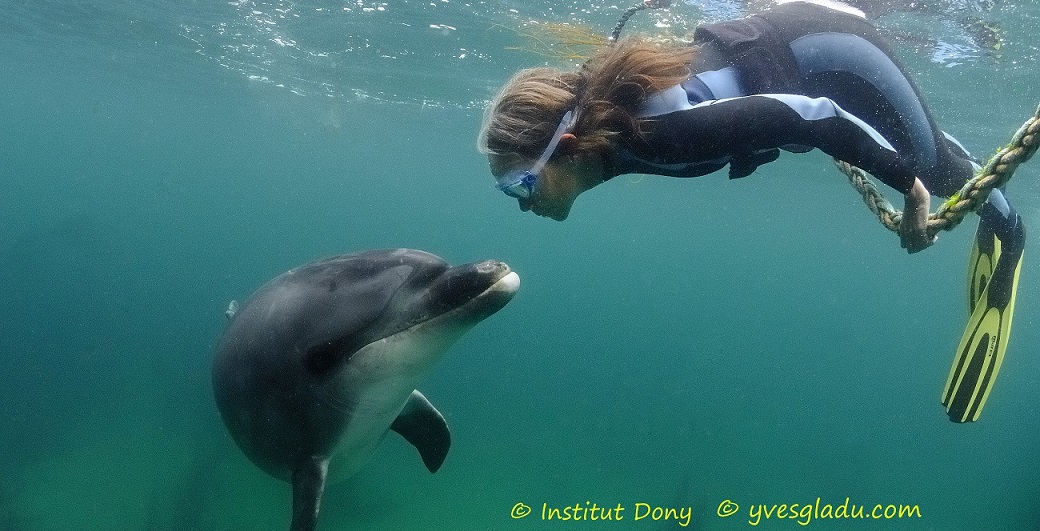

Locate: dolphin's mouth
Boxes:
[398,260,519,330]
[493,270,521,294]
[480,270,524,315]
[434,261,518,319]
[297,259,518,376]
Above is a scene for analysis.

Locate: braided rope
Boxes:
[609,0,671,44]
[609,4,648,44]
[837,103,1040,236]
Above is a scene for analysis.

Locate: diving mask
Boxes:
[495,110,578,199]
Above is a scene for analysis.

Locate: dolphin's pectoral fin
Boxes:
[390,390,451,473]
[289,456,329,531]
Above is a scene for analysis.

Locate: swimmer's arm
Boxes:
[651,95,936,252]
[650,95,916,193]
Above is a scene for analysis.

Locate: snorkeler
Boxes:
[477,0,1024,422]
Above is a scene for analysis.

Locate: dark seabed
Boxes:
[1,0,1038,529]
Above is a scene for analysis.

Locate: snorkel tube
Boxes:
[608,0,673,43]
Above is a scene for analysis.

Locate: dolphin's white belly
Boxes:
[325,399,409,482]
[325,368,420,482]
[323,328,455,482]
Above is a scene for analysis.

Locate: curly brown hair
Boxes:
[478,37,696,163]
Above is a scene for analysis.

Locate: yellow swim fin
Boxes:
[965,234,995,315]
[942,207,1024,423]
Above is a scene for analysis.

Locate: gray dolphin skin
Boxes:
[212,248,520,531]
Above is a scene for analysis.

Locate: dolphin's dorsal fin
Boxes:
[391,390,451,472]
[224,300,239,321]
[289,456,328,531]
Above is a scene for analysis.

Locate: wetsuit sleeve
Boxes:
[639,94,917,193]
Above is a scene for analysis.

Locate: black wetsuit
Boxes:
[605,1,976,197]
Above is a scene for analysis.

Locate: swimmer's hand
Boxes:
[900,178,936,254]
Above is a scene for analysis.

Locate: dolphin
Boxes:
[212,249,519,531]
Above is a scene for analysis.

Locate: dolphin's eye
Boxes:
[303,336,357,375]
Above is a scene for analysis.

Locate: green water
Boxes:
[1,1,1038,529]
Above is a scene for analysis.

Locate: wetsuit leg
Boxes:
[758,2,977,196]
